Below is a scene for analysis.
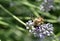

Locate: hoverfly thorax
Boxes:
[33,17,44,26]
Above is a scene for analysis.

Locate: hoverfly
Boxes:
[33,17,44,26]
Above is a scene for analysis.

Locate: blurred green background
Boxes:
[0,0,60,41]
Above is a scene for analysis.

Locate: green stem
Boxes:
[0,21,9,26]
[53,33,59,41]
[54,0,60,3]
[0,20,26,32]
[0,17,59,23]
[29,7,40,17]
[21,2,39,9]
[0,17,31,20]
[0,4,26,26]
[21,1,57,19]
[44,19,58,23]
[53,34,59,41]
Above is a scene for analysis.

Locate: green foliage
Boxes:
[0,0,60,41]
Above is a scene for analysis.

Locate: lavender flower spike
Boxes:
[26,20,54,38]
[40,0,54,12]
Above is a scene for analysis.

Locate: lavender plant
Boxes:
[0,0,60,41]
[26,19,60,41]
[40,0,54,12]
[26,20,54,38]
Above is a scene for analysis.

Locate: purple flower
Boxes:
[26,20,54,38]
[40,0,54,12]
